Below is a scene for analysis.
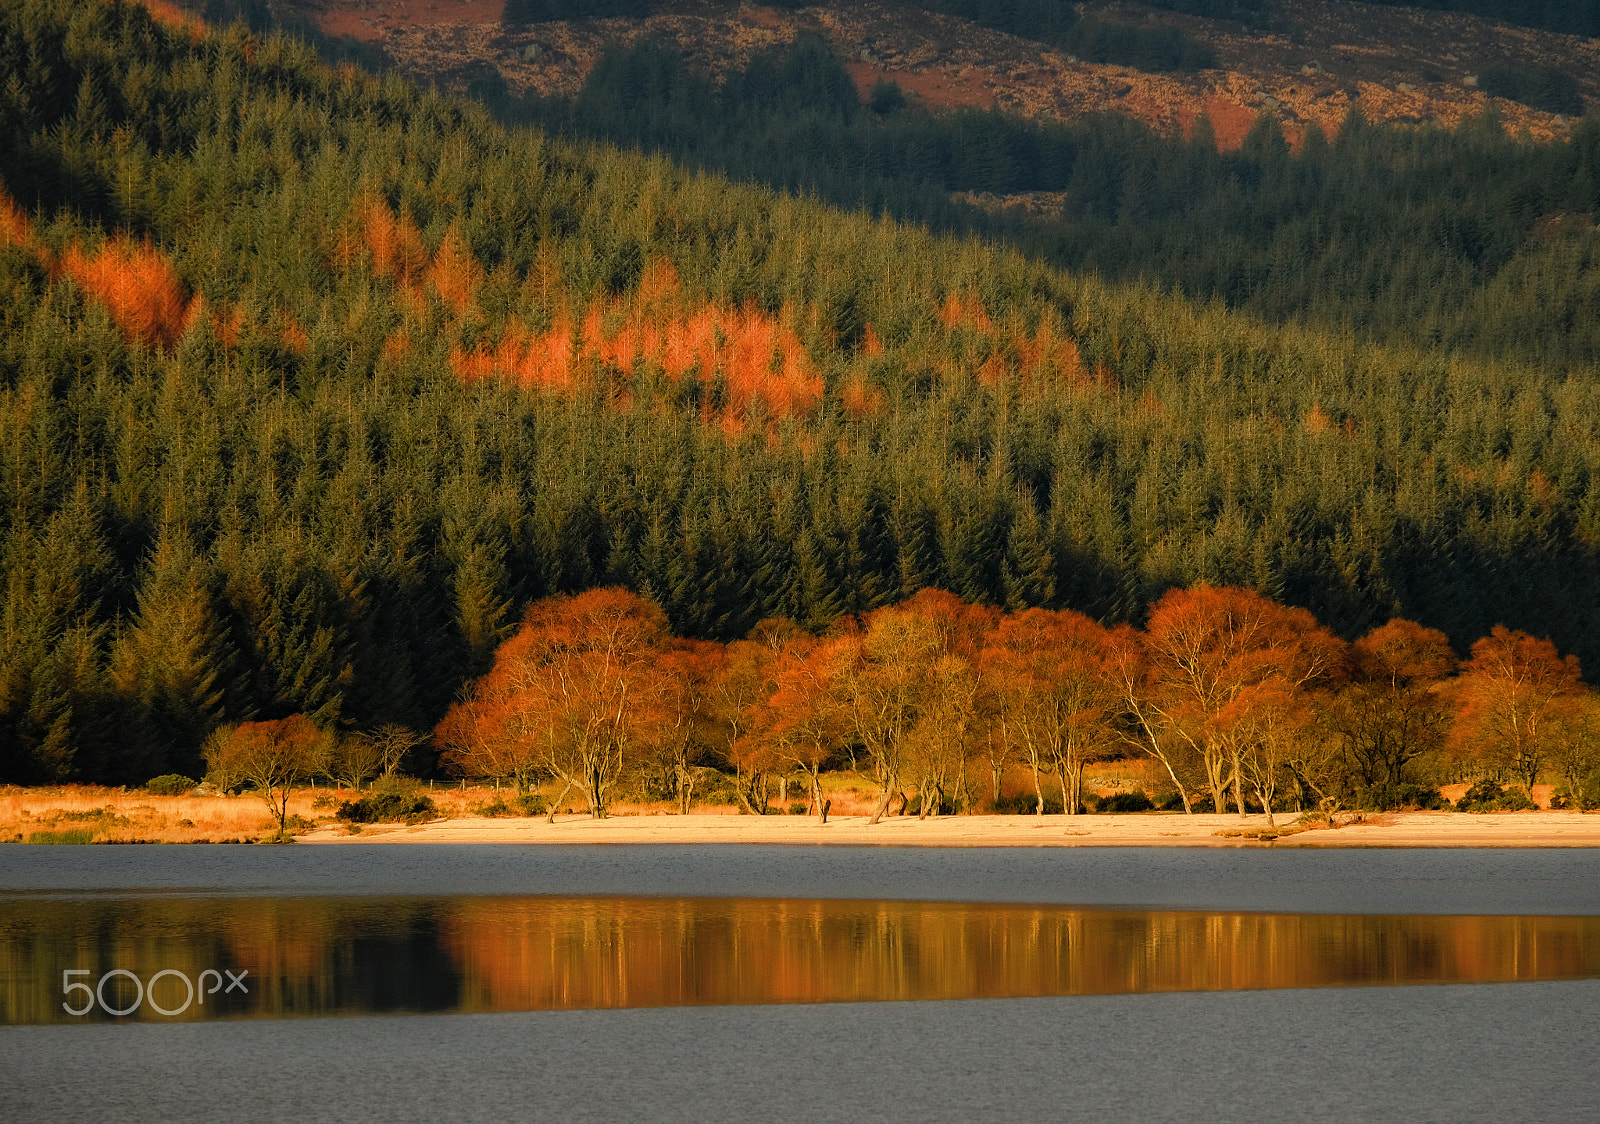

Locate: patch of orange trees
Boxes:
[2,176,1093,440]
[436,584,1598,820]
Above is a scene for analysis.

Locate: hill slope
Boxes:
[0,0,1596,783]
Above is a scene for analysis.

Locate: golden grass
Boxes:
[2,768,1191,843]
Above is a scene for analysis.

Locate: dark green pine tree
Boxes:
[109,528,238,780]
[1001,493,1056,611]
[451,539,515,678]
[791,528,846,632]
[220,536,355,726]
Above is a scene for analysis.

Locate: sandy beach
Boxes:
[301,810,1600,848]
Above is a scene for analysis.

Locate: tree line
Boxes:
[432,584,1600,820]
[1,0,1597,788]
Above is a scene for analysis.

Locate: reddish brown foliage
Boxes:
[437,588,671,816]
[58,236,199,351]
[0,179,32,249]
[450,259,824,433]
[140,0,204,38]
[1452,625,1583,791]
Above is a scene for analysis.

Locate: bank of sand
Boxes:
[302,810,1600,847]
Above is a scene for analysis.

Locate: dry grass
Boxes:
[1,765,1208,843]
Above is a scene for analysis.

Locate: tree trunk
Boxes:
[867,781,895,825]
[545,778,575,824]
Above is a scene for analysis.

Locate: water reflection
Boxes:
[3,896,1597,1024]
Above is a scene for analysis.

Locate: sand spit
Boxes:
[302,810,1600,847]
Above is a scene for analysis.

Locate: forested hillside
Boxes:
[503,34,1600,370]
[1,0,1596,785]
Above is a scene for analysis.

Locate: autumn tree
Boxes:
[757,632,853,819]
[1223,682,1315,827]
[324,730,387,792]
[837,603,934,824]
[436,588,669,818]
[982,608,1118,815]
[204,716,330,839]
[1325,619,1458,792]
[1137,585,1345,818]
[324,722,425,791]
[893,591,996,818]
[368,723,429,779]
[1452,626,1584,795]
[1546,691,1600,808]
[834,591,994,823]
[640,639,725,814]
[712,619,804,815]
[1102,624,1194,812]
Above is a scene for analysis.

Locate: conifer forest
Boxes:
[0,0,1596,806]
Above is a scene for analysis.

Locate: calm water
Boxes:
[4,894,1598,1025]
[4,845,1599,1120]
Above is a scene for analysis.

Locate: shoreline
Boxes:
[301,810,1600,848]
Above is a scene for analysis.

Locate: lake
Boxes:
[3,845,1599,1120]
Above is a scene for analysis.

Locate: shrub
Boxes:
[27,829,93,844]
[337,791,438,824]
[471,798,515,817]
[145,774,197,796]
[992,793,1064,814]
[1155,791,1187,812]
[1353,782,1449,811]
[515,792,547,816]
[1099,790,1155,813]
[870,79,905,114]
[1553,772,1600,811]
[789,802,808,815]
[1456,779,1538,813]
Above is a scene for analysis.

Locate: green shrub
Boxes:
[27,829,94,844]
[992,793,1063,814]
[1155,791,1187,812]
[1099,790,1155,813]
[1456,779,1538,813]
[869,79,905,114]
[515,792,547,816]
[145,774,197,796]
[337,792,438,824]
[1353,782,1449,811]
[1553,772,1600,810]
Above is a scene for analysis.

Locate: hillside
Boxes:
[0,0,1596,785]
[289,0,1598,146]
[235,0,1600,374]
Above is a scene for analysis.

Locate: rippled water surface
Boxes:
[4,846,1599,1120]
